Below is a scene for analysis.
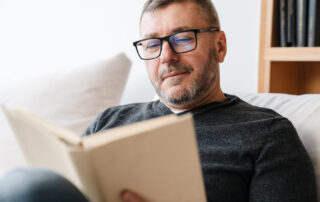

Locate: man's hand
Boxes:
[121,190,147,202]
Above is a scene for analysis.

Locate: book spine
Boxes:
[287,0,296,46]
[280,0,287,47]
[296,0,308,47]
[316,0,320,46]
[308,0,316,46]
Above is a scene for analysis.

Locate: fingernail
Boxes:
[121,190,135,201]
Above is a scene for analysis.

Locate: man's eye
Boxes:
[145,40,160,50]
[178,38,191,42]
[172,37,194,46]
[146,42,160,49]
[148,44,159,48]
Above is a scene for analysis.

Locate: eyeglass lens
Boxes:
[136,31,196,59]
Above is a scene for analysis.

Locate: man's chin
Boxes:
[158,87,194,105]
[161,86,186,99]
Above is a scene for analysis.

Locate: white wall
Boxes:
[0,0,261,104]
[214,0,262,95]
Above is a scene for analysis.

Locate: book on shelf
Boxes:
[287,0,296,46]
[296,0,308,46]
[280,0,287,47]
[2,106,207,202]
[308,0,320,46]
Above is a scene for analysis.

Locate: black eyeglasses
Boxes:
[133,27,220,60]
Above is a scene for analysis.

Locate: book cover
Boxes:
[2,106,207,202]
[287,0,296,46]
[280,0,287,47]
[296,0,308,47]
[308,0,320,46]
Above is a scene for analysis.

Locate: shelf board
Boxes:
[265,47,320,61]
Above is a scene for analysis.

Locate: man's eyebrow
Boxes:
[170,26,192,34]
[142,26,192,39]
[142,33,158,39]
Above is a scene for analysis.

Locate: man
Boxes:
[0,0,317,202]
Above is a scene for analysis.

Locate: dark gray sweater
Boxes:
[83,94,317,202]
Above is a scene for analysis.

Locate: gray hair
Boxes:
[140,0,220,28]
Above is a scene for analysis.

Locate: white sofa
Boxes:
[0,54,319,199]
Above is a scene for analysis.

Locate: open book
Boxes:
[2,106,207,202]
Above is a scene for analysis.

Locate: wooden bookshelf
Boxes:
[259,0,320,94]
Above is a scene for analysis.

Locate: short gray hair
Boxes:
[140,0,220,28]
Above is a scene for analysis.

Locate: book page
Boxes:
[87,114,207,202]
[2,106,84,189]
[2,106,81,146]
[69,150,104,202]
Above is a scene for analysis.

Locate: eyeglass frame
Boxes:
[132,27,220,60]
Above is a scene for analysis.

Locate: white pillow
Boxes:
[0,53,131,176]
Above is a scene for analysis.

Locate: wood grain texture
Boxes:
[258,0,320,94]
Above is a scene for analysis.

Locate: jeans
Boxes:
[0,168,89,202]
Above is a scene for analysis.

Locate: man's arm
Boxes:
[249,121,317,201]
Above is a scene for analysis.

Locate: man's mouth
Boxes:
[162,70,189,80]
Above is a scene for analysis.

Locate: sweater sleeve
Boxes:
[81,112,103,136]
[249,119,317,201]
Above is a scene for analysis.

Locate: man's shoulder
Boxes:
[194,94,285,121]
[193,94,295,135]
[224,94,285,119]
[83,100,172,135]
[227,94,297,137]
[101,101,155,117]
[100,100,171,119]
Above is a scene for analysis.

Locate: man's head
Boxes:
[136,0,227,110]
[140,0,221,28]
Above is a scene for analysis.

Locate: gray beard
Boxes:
[154,48,218,107]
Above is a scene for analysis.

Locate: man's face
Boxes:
[140,1,226,109]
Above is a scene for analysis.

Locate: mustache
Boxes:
[158,64,193,80]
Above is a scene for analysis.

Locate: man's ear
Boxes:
[216,31,227,63]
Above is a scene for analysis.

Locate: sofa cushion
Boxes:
[0,53,131,176]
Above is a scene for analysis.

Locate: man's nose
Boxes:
[159,41,178,64]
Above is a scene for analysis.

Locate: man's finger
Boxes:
[121,190,146,202]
